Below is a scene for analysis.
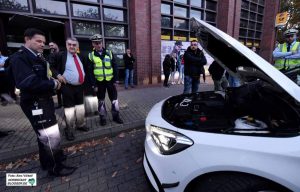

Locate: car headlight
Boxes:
[147,125,193,155]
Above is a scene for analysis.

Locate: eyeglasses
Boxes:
[67,43,77,47]
[191,43,198,46]
[285,35,294,38]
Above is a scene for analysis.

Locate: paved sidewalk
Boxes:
[0,79,213,162]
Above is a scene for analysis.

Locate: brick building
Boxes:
[0,0,279,85]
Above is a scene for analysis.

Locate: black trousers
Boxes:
[20,97,63,171]
[164,72,170,86]
[96,80,117,101]
[61,84,84,108]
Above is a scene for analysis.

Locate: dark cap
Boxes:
[175,40,183,46]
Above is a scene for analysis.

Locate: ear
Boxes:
[24,36,30,42]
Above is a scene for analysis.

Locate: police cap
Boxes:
[90,34,103,41]
[284,29,298,37]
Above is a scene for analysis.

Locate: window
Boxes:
[105,41,126,67]
[250,3,257,12]
[190,9,202,20]
[241,10,248,19]
[248,30,254,38]
[0,0,29,11]
[206,1,217,11]
[102,0,125,7]
[174,6,187,17]
[255,31,261,38]
[174,18,188,29]
[34,0,67,15]
[258,6,264,14]
[73,21,101,36]
[174,0,187,4]
[174,30,188,41]
[161,29,172,40]
[104,24,126,37]
[240,20,248,28]
[258,0,264,5]
[72,4,99,19]
[248,21,255,30]
[241,1,249,9]
[103,8,125,22]
[205,12,216,22]
[239,29,247,37]
[190,0,202,8]
[257,14,263,22]
[161,3,171,15]
[161,16,172,28]
[256,23,262,31]
[249,12,256,20]
[81,0,98,2]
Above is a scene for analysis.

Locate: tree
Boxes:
[280,0,300,29]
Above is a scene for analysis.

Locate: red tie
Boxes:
[73,54,84,84]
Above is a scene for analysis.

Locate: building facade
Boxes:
[0,0,279,85]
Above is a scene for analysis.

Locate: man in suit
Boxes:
[51,37,89,141]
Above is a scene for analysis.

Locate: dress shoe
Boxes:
[113,115,123,124]
[48,164,77,177]
[77,126,89,132]
[64,129,75,141]
[100,115,107,126]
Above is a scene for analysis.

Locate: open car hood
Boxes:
[190,18,300,102]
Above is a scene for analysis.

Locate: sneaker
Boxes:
[48,164,77,177]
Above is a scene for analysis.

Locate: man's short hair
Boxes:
[191,40,198,43]
[24,28,45,39]
[66,37,78,42]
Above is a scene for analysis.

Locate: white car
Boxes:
[143,18,300,192]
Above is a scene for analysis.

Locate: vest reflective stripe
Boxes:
[274,42,300,70]
[88,51,113,81]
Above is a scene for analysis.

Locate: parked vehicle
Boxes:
[143,18,300,192]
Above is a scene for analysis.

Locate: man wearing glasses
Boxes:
[273,29,300,71]
[88,34,123,126]
[183,40,207,94]
[51,37,89,141]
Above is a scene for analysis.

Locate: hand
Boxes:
[93,86,98,93]
[57,75,67,84]
[55,79,61,90]
[292,51,298,55]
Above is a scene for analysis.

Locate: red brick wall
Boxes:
[129,0,161,85]
[217,0,241,38]
[260,0,280,63]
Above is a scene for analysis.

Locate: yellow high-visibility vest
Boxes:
[88,50,113,81]
[274,42,300,70]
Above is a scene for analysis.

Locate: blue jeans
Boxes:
[228,75,241,87]
[125,69,134,88]
[178,65,184,81]
[183,76,200,94]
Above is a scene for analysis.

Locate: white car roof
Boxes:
[191,18,300,102]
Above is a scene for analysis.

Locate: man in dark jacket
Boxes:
[50,37,89,141]
[8,28,76,176]
[183,40,207,94]
[123,49,135,89]
[208,60,228,91]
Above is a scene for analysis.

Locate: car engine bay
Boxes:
[162,80,300,137]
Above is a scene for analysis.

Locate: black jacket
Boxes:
[183,47,207,77]
[123,53,135,70]
[9,46,55,100]
[208,61,225,81]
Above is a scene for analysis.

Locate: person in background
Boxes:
[169,52,177,85]
[8,28,76,176]
[51,37,89,141]
[177,54,184,84]
[48,41,62,108]
[88,34,123,126]
[123,49,135,89]
[0,51,12,105]
[208,60,228,91]
[273,28,300,71]
[251,46,257,53]
[183,40,207,94]
[200,64,206,84]
[163,54,172,88]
